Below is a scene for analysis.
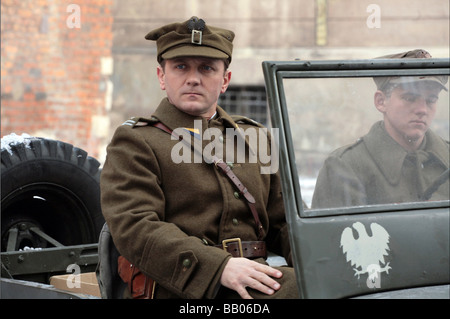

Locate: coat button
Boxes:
[233,191,240,199]
[182,259,191,268]
[232,218,239,226]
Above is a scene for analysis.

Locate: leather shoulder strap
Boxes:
[151,121,264,240]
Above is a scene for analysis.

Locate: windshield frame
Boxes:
[262,58,450,218]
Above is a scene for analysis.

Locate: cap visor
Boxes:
[390,77,448,92]
[161,45,229,61]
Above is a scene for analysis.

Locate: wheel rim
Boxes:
[1,182,96,252]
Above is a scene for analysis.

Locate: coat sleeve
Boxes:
[255,124,292,264]
[265,170,293,265]
[100,125,230,298]
[311,154,367,209]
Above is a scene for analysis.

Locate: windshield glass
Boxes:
[282,75,449,210]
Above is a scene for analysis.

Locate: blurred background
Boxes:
[1,0,449,164]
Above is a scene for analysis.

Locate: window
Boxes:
[219,86,268,126]
[263,59,449,215]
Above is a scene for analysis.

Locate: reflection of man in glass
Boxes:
[312,50,449,209]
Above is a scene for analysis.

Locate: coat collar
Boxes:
[363,121,449,185]
[152,98,204,132]
[151,98,258,157]
[152,98,239,131]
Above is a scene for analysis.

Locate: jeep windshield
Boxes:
[263,58,449,217]
[263,58,449,298]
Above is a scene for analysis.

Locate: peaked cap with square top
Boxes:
[145,16,235,63]
[373,49,448,92]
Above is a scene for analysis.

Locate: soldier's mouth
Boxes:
[184,92,202,98]
[410,120,426,126]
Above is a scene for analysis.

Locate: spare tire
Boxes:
[1,134,104,253]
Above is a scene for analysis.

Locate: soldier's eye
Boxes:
[426,96,438,106]
[401,93,419,103]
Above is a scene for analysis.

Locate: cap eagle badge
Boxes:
[187,17,205,45]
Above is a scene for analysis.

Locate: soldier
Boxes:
[312,49,449,209]
[100,17,298,299]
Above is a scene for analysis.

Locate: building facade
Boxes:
[1,0,449,163]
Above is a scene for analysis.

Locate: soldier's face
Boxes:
[375,82,441,149]
[157,57,231,118]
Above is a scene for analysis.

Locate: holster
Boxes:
[117,256,155,299]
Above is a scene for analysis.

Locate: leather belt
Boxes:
[215,238,266,259]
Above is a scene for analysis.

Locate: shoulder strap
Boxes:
[230,115,264,128]
[151,121,264,240]
[153,122,174,135]
[122,116,159,128]
[212,157,264,240]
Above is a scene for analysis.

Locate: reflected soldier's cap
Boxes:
[145,16,235,64]
[373,49,448,92]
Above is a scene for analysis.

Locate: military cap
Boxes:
[373,49,448,92]
[145,17,235,63]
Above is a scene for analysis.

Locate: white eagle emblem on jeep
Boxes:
[340,222,391,284]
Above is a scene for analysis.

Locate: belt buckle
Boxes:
[222,238,243,257]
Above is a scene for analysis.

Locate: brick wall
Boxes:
[1,0,113,160]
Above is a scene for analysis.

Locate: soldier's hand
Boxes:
[220,257,282,299]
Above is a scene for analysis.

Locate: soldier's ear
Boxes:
[221,70,232,94]
[157,66,166,91]
[374,90,387,113]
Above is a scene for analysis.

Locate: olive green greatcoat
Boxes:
[100,98,293,299]
[312,121,449,209]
